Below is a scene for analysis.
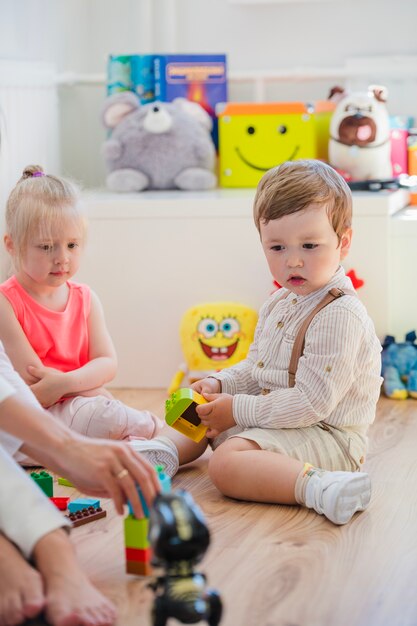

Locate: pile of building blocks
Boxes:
[165,388,208,442]
[30,470,53,497]
[66,506,107,528]
[124,466,171,576]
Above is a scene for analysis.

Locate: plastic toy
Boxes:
[328,85,392,181]
[30,470,53,497]
[57,477,74,487]
[68,498,100,513]
[50,497,70,511]
[127,465,171,518]
[165,388,208,443]
[124,515,153,576]
[218,101,334,188]
[125,466,172,577]
[381,332,417,399]
[148,489,222,626]
[66,506,107,528]
[101,92,217,192]
[169,301,258,394]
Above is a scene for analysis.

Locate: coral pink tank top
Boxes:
[0,275,90,371]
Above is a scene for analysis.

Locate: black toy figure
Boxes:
[148,489,223,626]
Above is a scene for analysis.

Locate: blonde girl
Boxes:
[0,165,161,441]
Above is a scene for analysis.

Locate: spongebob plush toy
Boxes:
[168,302,258,394]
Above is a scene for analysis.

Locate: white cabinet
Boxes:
[77,188,410,388]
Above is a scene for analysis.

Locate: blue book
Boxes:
[153,54,228,148]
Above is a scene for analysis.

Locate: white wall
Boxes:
[1,0,417,189]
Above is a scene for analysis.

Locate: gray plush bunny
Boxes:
[101,92,217,191]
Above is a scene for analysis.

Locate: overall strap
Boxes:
[288,288,356,388]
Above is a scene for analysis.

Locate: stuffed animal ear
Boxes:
[368,84,388,103]
[172,98,213,132]
[102,92,140,129]
[328,85,347,102]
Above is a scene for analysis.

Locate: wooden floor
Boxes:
[46,391,417,626]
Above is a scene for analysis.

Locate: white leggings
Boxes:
[48,395,162,440]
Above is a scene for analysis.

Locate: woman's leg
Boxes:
[0,533,44,626]
[33,528,116,626]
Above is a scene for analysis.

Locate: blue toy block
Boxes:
[68,498,100,513]
[127,464,172,519]
[156,464,171,494]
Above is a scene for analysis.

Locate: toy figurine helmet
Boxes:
[149,490,210,565]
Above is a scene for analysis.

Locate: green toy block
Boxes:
[57,477,74,487]
[124,514,150,549]
[165,388,208,442]
[30,470,53,497]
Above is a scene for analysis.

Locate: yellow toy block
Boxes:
[165,388,208,442]
[218,101,333,188]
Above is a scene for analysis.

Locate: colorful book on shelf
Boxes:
[153,54,228,148]
[107,54,155,104]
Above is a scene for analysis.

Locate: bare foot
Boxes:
[33,529,116,626]
[0,533,45,626]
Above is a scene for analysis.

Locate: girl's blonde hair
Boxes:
[253,159,352,240]
[5,165,86,266]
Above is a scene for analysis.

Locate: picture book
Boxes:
[153,54,228,148]
[107,54,155,104]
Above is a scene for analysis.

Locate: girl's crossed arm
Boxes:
[29,290,118,406]
[0,290,118,407]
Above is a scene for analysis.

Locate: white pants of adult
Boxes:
[0,370,68,559]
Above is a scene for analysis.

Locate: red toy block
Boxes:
[50,497,70,511]
[126,560,153,576]
[66,506,106,527]
[125,546,152,562]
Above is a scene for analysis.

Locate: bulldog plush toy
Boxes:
[328,85,392,181]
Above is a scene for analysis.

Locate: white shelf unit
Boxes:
[76,188,410,388]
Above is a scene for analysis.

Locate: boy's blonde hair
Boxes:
[253,159,352,239]
[5,165,86,266]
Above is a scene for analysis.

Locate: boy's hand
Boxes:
[196,392,235,438]
[191,377,221,395]
[27,364,67,407]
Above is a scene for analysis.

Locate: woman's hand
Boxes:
[32,433,161,518]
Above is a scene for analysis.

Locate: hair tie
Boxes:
[32,171,45,177]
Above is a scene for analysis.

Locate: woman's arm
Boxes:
[0,392,160,517]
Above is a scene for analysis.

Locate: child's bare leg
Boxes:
[159,424,208,464]
[208,437,302,503]
[0,533,44,626]
[33,528,116,626]
[129,423,208,477]
[208,437,371,525]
